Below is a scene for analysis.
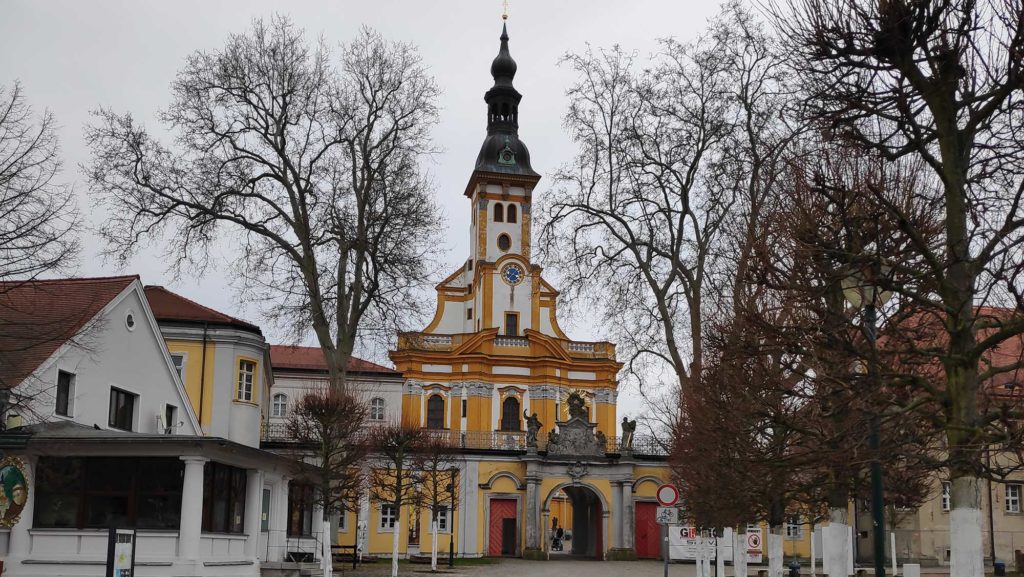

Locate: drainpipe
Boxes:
[198,321,209,429]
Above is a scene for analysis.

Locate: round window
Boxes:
[125,312,136,331]
[497,233,511,252]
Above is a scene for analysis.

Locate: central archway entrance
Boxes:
[544,483,605,560]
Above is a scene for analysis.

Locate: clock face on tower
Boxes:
[501,263,525,285]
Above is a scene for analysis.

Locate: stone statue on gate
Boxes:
[621,416,637,450]
[566,390,588,420]
[524,410,542,448]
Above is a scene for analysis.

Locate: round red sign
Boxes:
[656,484,679,507]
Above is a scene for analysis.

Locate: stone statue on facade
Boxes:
[621,416,637,451]
[524,410,542,448]
[566,390,588,420]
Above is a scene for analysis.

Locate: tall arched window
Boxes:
[506,204,517,223]
[272,393,288,417]
[493,203,504,222]
[370,397,386,421]
[426,395,445,429]
[501,397,521,431]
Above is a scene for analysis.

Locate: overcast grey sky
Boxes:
[0,0,725,419]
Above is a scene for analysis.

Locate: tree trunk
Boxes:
[431,515,438,571]
[392,510,401,577]
[950,476,984,577]
[825,488,850,577]
[768,525,784,577]
[734,527,749,577]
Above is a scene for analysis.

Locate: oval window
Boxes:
[125,312,136,331]
[497,233,511,252]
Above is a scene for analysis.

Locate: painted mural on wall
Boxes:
[0,456,28,527]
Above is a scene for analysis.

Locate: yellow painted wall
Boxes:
[164,339,216,429]
[595,401,615,438]
[402,393,421,428]
[530,398,556,437]
[467,396,491,432]
[366,502,412,555]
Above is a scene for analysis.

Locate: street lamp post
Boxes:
[843,262,892,577]
[448,467,457,568]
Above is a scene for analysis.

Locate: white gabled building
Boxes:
[0,277,322,577]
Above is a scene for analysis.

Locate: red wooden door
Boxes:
[635,501,660,559]
[488,499,518,556]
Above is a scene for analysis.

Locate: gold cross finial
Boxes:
[502,0,509,21]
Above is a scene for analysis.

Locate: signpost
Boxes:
[105,528,136,577]
[657,485,679,577]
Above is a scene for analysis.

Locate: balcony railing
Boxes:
[261,422,668,458]
[396,331,616,361]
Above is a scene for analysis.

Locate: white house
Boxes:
[0,276,322,577]
[265,345,404,435]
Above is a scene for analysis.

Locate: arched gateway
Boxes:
[385,20,673,562]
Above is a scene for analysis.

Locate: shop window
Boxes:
[202,462,247,533]
[33,457,183,530]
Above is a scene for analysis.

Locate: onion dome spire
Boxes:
[472,22,539,178]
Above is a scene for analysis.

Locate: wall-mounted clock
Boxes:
[501,262,525,285]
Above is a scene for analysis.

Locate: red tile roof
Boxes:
[0,276,137,389]
[270,345,398,375]
[144,286,261,335]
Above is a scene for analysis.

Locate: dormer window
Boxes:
[506,204,517,223]
[494,203,504,222]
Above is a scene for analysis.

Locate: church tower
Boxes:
[391,22,622,442]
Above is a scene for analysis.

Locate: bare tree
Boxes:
[771,0,1024,573]
[287,387,369,543]
[84,17,443,391]
[0,81,78,285]
[0,82,80,411]
[537,1,801,430]
[370,423,426,577]
[414,434,461,571]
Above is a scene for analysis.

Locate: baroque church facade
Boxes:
[384,22,673,561]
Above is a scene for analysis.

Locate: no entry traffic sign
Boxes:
[656,484,679,507]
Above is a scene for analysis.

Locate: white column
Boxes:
[621,481,634,550]
[611,481,623,549]
[269,476,291,562]
[7,456,36,561]
[244,469,264,560]
[178,456,209,561]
